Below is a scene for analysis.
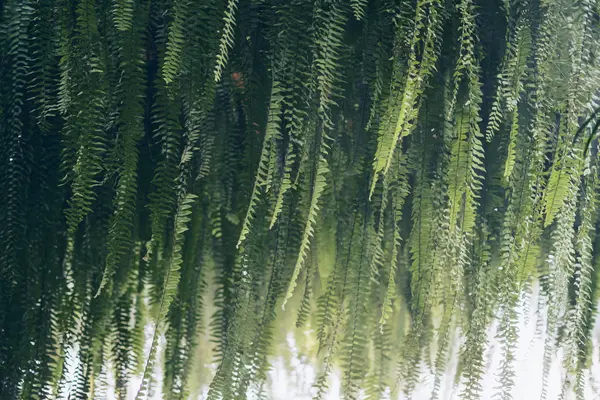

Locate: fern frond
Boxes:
[97,0,148,296]
[113,0,134,32]
[502,25,531,179]
[351,0,368,21]
[214,0,238,82]
[135,193,196,400]
[163,0,190,85]
[562,159,598,382]
[379,155,410,327]
[238,83,283,247]
[370,0,444,196]
[543,148,575,227]
[503,111,519,180]
[283,141,329,309]
[460,227,494,399]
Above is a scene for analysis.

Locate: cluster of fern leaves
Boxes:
[1,0,599,399]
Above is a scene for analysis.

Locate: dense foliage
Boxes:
[1,0,599,399]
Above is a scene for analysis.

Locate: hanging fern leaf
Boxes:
[113,0,134,32]
[370,0,444,196]
[283,144,328,308]
[136,193,196,400]
[162,0,190,86]
[97,0,149,297]
[238,82,283,248]
[214,0,238,82]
